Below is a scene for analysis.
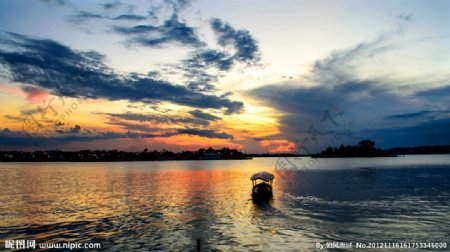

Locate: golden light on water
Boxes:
[2,156,450,250]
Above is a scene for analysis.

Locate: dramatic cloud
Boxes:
[70,11,148,24]
[385,110,450,120]
[54,124,81,134]
[417,85,450,99]
[102,1,123,10]
[111,14,148,21]
[3,1,448,153]
[0,128,44,149]
[0,32,244,114]
[251,80,400,134]
[21,85,48,103]
[0,125,234,149]
[0,127,161,149]
[175,50,234,92]
[184,49,234,71]
[67,3,260,96]
[210,18,260,63]
[177,129,233,140]
[189,110,220,121]
[362,118,450,148]
[113,14,204,47]
[173,20,261,91]
[179,34,259,89]
[249,32,450,149]
[70,11,105,23]
[104,112,211,126]
[70,124,81,133]
[70,0,191,32]
[106,120,159,133]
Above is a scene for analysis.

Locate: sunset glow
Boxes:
[0,0,449,152]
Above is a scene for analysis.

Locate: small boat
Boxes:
[251,171,274,200]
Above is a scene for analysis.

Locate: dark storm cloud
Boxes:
[0,33,243,114]
[210,18,260,63]
[111,14,148,21]
[0,126,234,149]
[113,14,204,47]
[189,110,220,121]
[21,85,45,95]
[55,125,81,134]
[0,128,162,149]
[0,126,167,149]
[102,1,123,10]
[66,2,259,94]
[104,112,210,126]
[251,80,398,135]
[104,116,234,140]
[156,20,263,92]
[362,118,450,148]
[177,129,233,139]
[0,128,44,148]
[70,11,148,24]
[70,11,105,23]
[248,30,450,148]
[184,49,234,71]
[385,110,450,120]
[70,124,81,133]
[183,69,217,92]
[70,0,190,31]
[106,121,160,133]
[177,50,233,92]
[416,85,450,98]
[172,20,261,91]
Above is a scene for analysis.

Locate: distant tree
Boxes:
[358,140,375,150]
[315,139,387,157]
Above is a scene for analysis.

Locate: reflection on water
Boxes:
[0,155,450,251]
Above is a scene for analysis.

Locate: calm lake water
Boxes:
[1,155,450,251]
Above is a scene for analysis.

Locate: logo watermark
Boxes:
[274,105,357,186]
[4,239,101,250]
[21,94,84,144]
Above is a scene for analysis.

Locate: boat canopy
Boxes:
[250,172,274,182]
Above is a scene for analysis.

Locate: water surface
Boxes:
[1,155,449,251]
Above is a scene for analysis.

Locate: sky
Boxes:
[0,0,449,153]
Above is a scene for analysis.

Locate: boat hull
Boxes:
[252,183,273,200]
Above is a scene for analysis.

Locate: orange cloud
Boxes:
[0,83,49,103]
[259,139,297,153]
[147,134,243,151]
[21,85,49,103]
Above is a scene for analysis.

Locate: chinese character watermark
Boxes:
[21,95,84,144]
[274,105,357,186]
